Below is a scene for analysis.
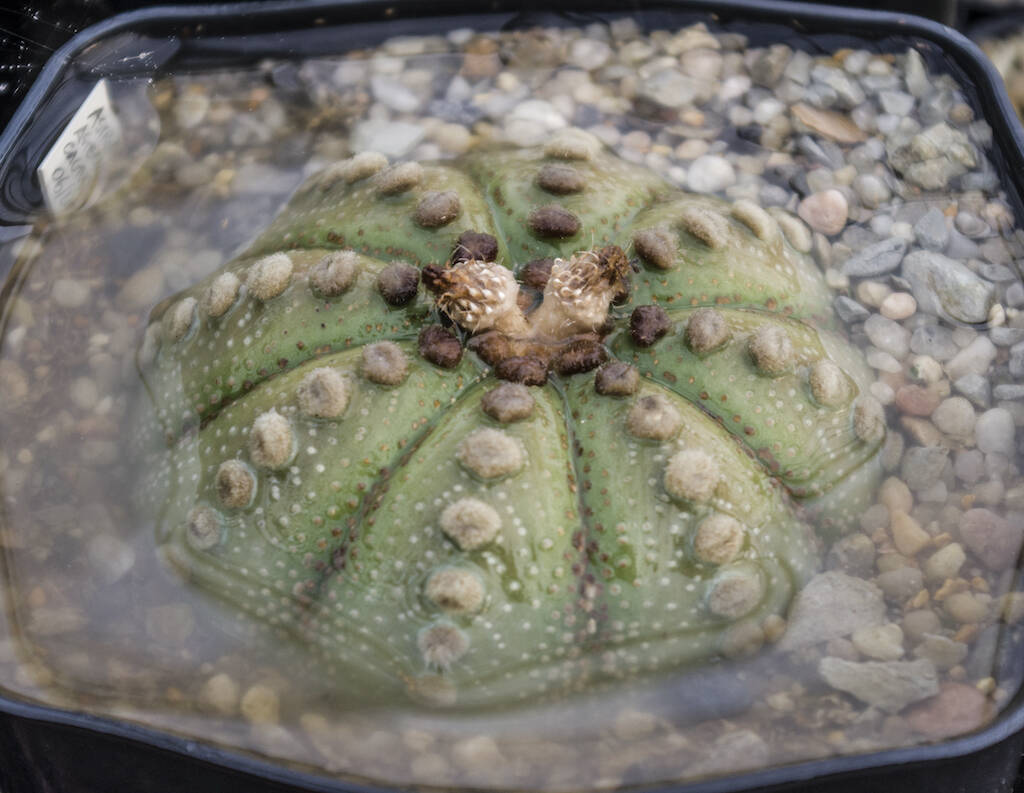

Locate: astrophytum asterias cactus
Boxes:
[137,128,883,708]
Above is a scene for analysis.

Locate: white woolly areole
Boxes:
[707,566,765,619]
[456,428,525,479]
[165,297,197,343]
[440,498,501,550]
[664,448,720,502]
[246,253,293,301]
[297,367,351,418]
[310,251,358,297]
[204,272,241,318]
[187,506,222,550]
[694,514,745,565]
[748,324,794,376]
[360,341,408,386]
[248,409,295,469]
[418,622,470,668]
[809,359,850,407]
[626,394,682,440]
[215,459,255,509]
[425,567,485,614]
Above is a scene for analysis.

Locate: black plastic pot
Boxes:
[2,1,1024,792]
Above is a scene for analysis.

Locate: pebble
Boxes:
[890,510,930,557]
[842,237,907,277]
[827,533,876,577]
[913,634,968,670]
[923,542,966,582]
[864,313,911,358]
[904,682,992,739]
[852,173,891,208]
[240,684,281,725]
[912,207,951,252]
[797,189,849,235]
[902,250,996,325]
[975,408,1016,456]
[52,278,91,309]
[352,120,425,158]
[944,336,997,381]
[944,591,991,623]
[932,397,976,438]
[640,68,698,108]
[960,508,1024,571]
[851,623,905,660]
[876,566,924,601]
[900,446,949,491]
[903,609,942,641]
[818,657,938,713]
[834,295,870,323]
[895,385,938,416]
[778,572,885,651]
[568,38,612,70]
[880,292,916,320]
[910,324,958,360]
[953,373,991,408]
[994,384,1024,400]
[686,155,735,193]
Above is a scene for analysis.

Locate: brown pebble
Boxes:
[904,682,992,739]
[418,325,462,368]
[520,258,554,290]
[629,305,672,347]
[528,205,581,238]
[494,356,547,385]
[535,163,585,195]
[377,261,420,306]
[415,190,461,228]
[467,331,514,366]
[453,230,499,264]
[895,385,940,417]
[633,228,677,270]
[595,361,639,396]
[552,338,607,375]
[481,383,535,423]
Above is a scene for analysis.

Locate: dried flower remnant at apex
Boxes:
[137,134,884,709]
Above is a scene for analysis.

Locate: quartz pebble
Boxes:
[778,572,885,651]
[818,657,938,713]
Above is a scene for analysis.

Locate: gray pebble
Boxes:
[975,408,1016,456]
[852,174,891,209]
[955,448,986,484]
[879,90,915,116]
[902,250,996,325]
[994,384,1024,400]
[818,657,938,713]
[913,207,950,252]
[778,571,885,651]
[900,446,949,491]
[990,326,1024,346]
[864,313,911,358]
[910,324,958,360]
[842,237,907,277]
[52,278,91,309]
[834,295,870,323]
[352,119,425,158]
[953,373,991,408]
[875,567,924,602]
[955,211,990,238]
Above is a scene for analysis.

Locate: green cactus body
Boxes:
[138,130,882,708]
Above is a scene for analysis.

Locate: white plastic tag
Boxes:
[37,79,124,216]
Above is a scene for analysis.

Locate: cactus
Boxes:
[136,129,882,709]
